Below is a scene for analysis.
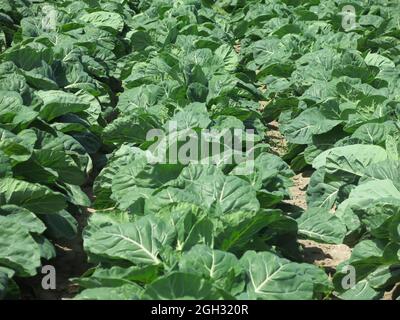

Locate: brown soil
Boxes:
[266,120,287,156]
[384,283,400,300]
[281,134,398,299]
[286,172,310,210]
[265,121,353,271]
[299,240,352,270]
[288,172,352,270]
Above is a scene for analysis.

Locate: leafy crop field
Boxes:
[0,0,399,300]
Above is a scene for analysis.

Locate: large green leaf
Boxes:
[313,145,388,174]
[36,90,89,121]
[74,265,159,289]
[281,108,341,145]
[84,216,171,266]
[240,251,314,300]
[80,12,124,33]
[0,218,41,276]
[337,179,400,215]
[0,128,33,163]
[0,177,66,214]
[0,205,46,234]
[297,208,346,244]
[179,245,244,294]
[74,284,142,300]
[143,272,230,300]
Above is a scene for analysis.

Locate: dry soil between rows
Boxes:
[288,172,352,269]
[267,121,400,299]
[267,120,352,270]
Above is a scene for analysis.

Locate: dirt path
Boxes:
[267,121,400,299]
[289,172,352,270]
[266,120,288,156]
[266,121,352,271]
